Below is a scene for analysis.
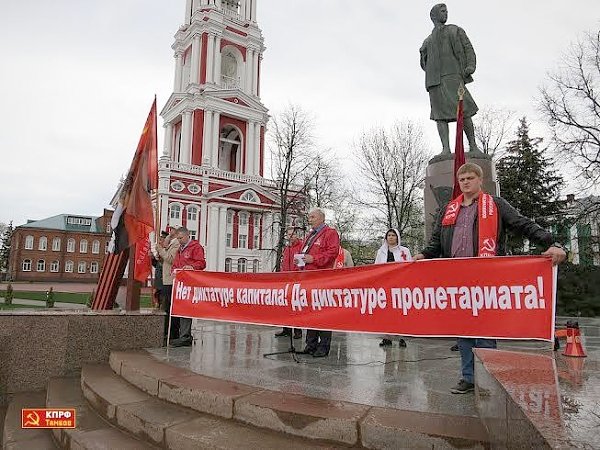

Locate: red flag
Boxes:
[111,98,158,282]
[134,238,152,283]
[452,92,466,199]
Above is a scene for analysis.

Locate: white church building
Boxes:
[157,0,293,273]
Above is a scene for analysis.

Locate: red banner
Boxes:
[171,256,557,340]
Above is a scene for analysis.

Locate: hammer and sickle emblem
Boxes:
[447,203,459,214]
[24,411,41,427]
[481,238,496,253]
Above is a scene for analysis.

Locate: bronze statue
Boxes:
[420,4,481,155]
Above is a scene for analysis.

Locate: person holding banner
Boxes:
[299,208,341,358]
[414,162,566,394]
[374,228,412,347]
[274,226,304,340]
[169,227,207,347]
[156,229,180,343]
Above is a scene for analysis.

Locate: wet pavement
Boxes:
[146,318,599,425]
[475,320,600,449]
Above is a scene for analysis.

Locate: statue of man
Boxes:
[420,4,481,155]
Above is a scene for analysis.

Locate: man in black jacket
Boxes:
[414,162,566,394]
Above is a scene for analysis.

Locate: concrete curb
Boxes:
[109,350,491,449]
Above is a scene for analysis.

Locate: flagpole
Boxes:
[125,247,141,311]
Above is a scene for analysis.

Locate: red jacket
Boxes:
[303,225,340,271]
[281,240,303,272]
[172,239,206,272]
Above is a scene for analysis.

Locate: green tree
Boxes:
[496,118,563,254]
[0,221,13,276]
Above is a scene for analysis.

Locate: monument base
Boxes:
[424,152,498,241]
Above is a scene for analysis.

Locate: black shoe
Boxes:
[170,337,192,347]
[313,348,329,358]
[450,344,459,352]
[293,330,302,339]
[398,338,407,347]
[379,338,392,347]
[300,346,316,355]
[450,380,474,394]
[274,330,291,338]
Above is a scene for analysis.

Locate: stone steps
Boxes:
[2,391,57,450]
[46,376,157,449]
[80,364,344,449]
[109,350,491,449]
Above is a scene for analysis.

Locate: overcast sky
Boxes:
[1,1,598,226]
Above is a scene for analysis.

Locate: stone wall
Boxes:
[0,309,163,404]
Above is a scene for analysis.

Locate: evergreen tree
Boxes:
[0,221,13,275]
[496,118,563,254]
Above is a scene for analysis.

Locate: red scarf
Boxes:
[442,193,498,257]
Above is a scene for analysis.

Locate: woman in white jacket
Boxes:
[374,228,412,347]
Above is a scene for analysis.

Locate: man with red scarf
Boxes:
[415,163,566,394]
[274,226,304,340]
[300,208,340,358]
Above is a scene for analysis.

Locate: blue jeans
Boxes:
[458,338,496,383]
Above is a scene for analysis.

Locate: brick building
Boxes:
[8,210,113,282]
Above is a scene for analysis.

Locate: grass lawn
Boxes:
[0,291,153,308]
[0,303,45,310]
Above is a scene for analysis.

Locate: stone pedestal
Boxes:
[424,153,499,241]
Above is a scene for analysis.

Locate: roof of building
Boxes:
[18,214,105,233]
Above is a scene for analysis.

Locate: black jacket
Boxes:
[422,195,554,258]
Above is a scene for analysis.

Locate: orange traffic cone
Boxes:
[562,322,587,358]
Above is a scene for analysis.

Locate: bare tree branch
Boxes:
[268,104,317,270]
[538,30,600,213]
[473,105,516,159]
[352,120,430,250]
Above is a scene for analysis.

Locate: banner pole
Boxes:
[166,287,174,357]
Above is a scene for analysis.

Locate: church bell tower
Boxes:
[158,0,280,273]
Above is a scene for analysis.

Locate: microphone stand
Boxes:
[263,257,306,364]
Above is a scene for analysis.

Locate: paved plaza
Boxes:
[148,317,600,435]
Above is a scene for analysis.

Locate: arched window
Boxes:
[227,211,234,224]
[187,205,198,221]
[38,236,47,251]
[50,260,60,272]
[36,259,46,272]
[52,237,61,251]
[240,191,259,203]
[65,260,74,273]
[252,259,259,273]
[237,258,247,273]
[220,49,240,88]
[25,235,34,250]
[90,262,99,274]
[92,240,100,254]
[67,238,76,253]
[239,213,248,226]
[80,239,88,253]
[225,258,232,272]
[218,125,242,173]
[78,261,86,273]
[170,204,181,220]
[22,259,32,271]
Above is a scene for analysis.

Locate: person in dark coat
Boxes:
[414,163,566,394]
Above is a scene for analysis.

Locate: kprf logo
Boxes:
[21,409,76,429]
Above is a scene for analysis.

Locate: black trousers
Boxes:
[162,285,179,338]
[281,327,300,334]
[305,329,332,351]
